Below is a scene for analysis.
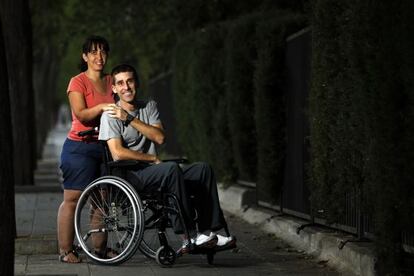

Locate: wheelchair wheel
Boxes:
[138,199,183,259]
[74,176,145,265]
[155,245,176,267]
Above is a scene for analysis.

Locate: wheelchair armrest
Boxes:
[107,158,187,169]
[78,128,97,137]
[107,160,149,168]
[161,158,188,164]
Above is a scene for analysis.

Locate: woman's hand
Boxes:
[101,103,115,112]
[105,104,128,121]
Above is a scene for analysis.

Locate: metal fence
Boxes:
[147,27,413,251]
[257,27,414,252]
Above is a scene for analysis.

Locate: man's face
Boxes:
[112,71,137,103]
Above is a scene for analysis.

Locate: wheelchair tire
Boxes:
[155,245,176,267]
[74,176,145,265]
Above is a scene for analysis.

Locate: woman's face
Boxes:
[82,43,107,71]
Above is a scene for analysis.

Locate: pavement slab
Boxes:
[14,125,351,276]
[15,212,346,275]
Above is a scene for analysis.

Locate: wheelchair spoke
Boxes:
[75,177,145,265]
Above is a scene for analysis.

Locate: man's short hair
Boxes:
[111,64,140,87]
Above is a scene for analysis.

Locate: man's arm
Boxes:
[108,105,165,145]
[129,119,165,145]
[107,137,161,163]
[99,111,161,163]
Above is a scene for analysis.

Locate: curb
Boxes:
[218,184,375,276]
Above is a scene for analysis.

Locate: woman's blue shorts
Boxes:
[60,138,104,191]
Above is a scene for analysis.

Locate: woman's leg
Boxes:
[57,189,82,262]
[58,139,105,261]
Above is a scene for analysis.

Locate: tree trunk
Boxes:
[0,18,16,276]
[0,0,35,186]
[34,45,60,158]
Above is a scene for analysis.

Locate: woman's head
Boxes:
[79,35,110,72]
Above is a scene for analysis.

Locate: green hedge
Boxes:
[224,14,259,182]
[172,25,237,181]
[172,10,306,191]
[171,36,199,160]
[310,0,414,273]
[254,12,307,203]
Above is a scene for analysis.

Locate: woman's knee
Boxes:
[62,190,82,209]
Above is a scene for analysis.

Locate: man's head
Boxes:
[111,64,140,104]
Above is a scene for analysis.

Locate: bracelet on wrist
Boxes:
[124,113,135,127]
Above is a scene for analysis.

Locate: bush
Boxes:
[254,11,307,204]
[172,24,237,182]
[224,14,259,182]
[310,0,414,273]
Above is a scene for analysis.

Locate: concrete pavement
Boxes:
[14,125,357,275]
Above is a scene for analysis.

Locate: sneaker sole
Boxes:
[215,238,237,252]
[197,236,218,249]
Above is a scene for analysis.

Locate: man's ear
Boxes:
[112,85,117,93]
[82,53,88,62]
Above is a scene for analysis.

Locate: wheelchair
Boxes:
[73,129,235,266]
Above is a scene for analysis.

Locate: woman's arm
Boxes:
[68,92,113,123]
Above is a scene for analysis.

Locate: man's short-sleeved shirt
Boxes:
[67,72,114,141]
[99,100,161,155]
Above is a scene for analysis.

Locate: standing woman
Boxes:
[58,35,115,263]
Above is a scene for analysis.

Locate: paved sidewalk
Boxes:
[14,126,351,276]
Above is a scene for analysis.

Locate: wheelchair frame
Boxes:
[73,129,234,266]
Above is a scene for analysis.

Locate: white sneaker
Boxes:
[178,239,191,255]
[178,232,218,255]
[216,234,236,247]
[193,233,217,247]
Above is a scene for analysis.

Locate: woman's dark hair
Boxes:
[111,64,140,88]
[79,35,110,72]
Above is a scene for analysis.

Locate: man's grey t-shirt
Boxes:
[99,100,161,155]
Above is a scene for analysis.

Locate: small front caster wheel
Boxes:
[156,245,176,267]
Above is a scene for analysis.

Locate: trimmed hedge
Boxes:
[254,12,307,204]
[172,10,306,192]
[311,0,414,273]
[172,25,237,182]
[171,35,199,160]
[224,14,259,182]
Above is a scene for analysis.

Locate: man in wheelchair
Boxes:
[98,63,236,256]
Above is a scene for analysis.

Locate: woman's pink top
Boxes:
[66,72,114,141]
